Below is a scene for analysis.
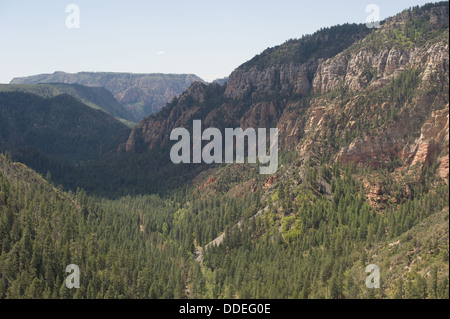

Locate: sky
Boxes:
[0,0,435,83]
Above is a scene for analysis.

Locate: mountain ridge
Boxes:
[0,83,135,124]
[123,2,449,166]
[10,71,205,120]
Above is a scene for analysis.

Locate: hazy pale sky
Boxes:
[0,0,434,83]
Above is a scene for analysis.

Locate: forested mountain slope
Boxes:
[0,154,192,298]
[0,92,131,161]
[0,83,135,124]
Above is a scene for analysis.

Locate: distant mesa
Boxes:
[11,71,205,121]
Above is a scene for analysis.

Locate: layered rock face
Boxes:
[408,105,449,167]
[225,63,317,101]
[123,3,449,181]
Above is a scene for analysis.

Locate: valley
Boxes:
[0,2,448,300]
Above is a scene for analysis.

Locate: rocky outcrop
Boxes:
[336,104,449,168]
[312,43,449,94]
[263,176,277,189]
[438,155,449,181]
[336,123,407,167]
[408,105,449,168]
[225,63,317,101]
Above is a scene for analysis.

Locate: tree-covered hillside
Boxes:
[0,92,131,162]
[0,154,191,298]
[0,84,135,124]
